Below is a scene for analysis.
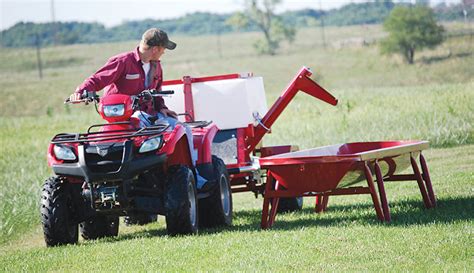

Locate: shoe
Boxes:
[197,179,217,193]
[196,173,208,189]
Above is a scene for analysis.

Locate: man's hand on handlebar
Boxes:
[67,93,83,104]
[65,90,98,104]
[160,108,178,119]
[139,89,174,98]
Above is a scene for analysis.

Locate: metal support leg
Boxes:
[315,194,329,213]
[322,195,329,211]
[364,163,385,221]
[375,161,391,222]
[261,173,274,229]
[268,181,280,228]
[314,194,324,213]
[420,153,436,207]
[315,194,323,213]
[411,155,433,208]
[261,197,270,229]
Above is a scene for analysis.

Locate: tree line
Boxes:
[1,2,470,48]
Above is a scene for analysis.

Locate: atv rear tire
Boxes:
[199,156,233,228]
[40,176,79,247]
[80,215,119,240]
[165,166,198,235]
[277,197,304,213]
[124,214,158,226]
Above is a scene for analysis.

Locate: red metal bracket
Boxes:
[246,67,338,155]
[182,76,194,122]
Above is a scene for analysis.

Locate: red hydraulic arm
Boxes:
[246,67,338,155]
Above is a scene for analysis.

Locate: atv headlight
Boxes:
[139,136,163,153]
[54,145,77,161]
[103,104,125,117]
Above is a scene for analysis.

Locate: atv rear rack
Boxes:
[51,123,169,144]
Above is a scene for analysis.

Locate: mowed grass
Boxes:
[0,145,472,271]
[0,23,473,270]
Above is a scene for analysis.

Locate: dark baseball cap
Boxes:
[142,28,177,50]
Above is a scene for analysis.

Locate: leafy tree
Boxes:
[324,1,395,26]
[381,6,445,64]
[226,0,295,55]
[0,22,108,47]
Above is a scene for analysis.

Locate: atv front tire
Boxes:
[40,176,79,247]
[80,215,119,240]
[199,156,233,228]
[165,166,198,235]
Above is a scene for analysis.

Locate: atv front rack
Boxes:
[51,122,169,144]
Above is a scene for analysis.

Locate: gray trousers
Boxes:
[132,111,197,165]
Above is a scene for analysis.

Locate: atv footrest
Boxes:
[185,120,212,128]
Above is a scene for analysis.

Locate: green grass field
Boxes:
[0,24,472,271]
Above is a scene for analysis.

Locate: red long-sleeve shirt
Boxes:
[76,47,167,114]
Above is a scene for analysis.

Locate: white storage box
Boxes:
[163,76,268,130]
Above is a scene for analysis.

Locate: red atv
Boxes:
[41,90,232,247]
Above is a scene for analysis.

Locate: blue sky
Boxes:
[1,0,461,30]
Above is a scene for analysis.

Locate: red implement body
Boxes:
[259,141,436,228]
[160,66,435,229]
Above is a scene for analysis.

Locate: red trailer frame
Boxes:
[163,67,436,229]
[163,67,337,194]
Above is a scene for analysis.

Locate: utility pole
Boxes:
[217,29,223,58]
[51,0,55,22]
[51,0,58,45]
[319,0,327,49]
[462,0,473,44]
[35,33,43,79]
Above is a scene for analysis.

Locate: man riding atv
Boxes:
[70,28,177,119]
[71,28,204,224]
[41,28,232,247]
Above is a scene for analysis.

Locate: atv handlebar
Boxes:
[136,89,175,99]
[132,89,175,110]
[64,89,174,105]
[155,90,174,95]
[64,90,99,105]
